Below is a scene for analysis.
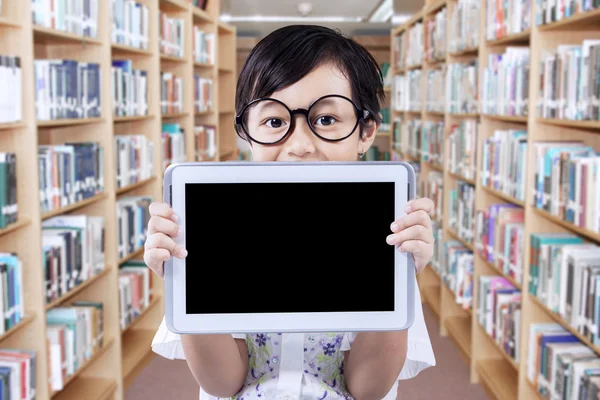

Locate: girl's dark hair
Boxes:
[235,25,385,141]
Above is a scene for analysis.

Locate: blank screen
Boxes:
[184,182,396,314]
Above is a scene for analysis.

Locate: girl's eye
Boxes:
[265,118,285,128]
[314,116,336,126]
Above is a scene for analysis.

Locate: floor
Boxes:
[125,304,491,399]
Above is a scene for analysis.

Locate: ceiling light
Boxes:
[220,15,363,23]
[392,14,410,24]
[369,0,392,22]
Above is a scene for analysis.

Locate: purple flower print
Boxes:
[323,343,336,356]
[255,334,267,346]
[318,391,328,399]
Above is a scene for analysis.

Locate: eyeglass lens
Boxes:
[241,97,358,143]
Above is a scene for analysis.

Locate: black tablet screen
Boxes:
[184,181,396,314]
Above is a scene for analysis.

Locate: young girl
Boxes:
[146,25,436,400]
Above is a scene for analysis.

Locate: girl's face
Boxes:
[245,63,379,162]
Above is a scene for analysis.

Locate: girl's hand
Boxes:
[143,202,187,277]
[386,197,435,274]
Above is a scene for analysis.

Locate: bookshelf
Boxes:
[391,0,600,399]
[0,0,236,399]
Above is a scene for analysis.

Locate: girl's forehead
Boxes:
[267,63,352,108]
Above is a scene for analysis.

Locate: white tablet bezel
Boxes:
[163,161,416,334]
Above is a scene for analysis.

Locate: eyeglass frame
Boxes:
[234,94,371,145]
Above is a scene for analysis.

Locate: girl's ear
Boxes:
[358,114,381,153]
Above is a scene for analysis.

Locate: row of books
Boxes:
[161,72,183,115]
[392,32,406,71]
[448,0,479,54]
[532,141,600,233]
[0,153,17,229]
[34,60,102,121]
[111,60,148,118]
[535,0,599,26]
[159,12,185,58]
[195,124,217,161]
[162,123,186,170]
[393,71,421,113]
[529,235,600,345]
[119,261,153,331]
[528,322,600,399]
[32,0,99,39]
[431,220,444,276]
[194,76,213,113]
[111,0,150,51]
[447,120,478,181]
[0,348,37,400]
[449,181,476,245]
[481,129,528,202]
[38,142,104,214]
[422,120,444,167]
[42,215,106,305]
[446,61,478,115]
[475,204,525,284]
[47,302,104,391]
[193,28,216,65]
[425,7,446,64]
[425,68,444,113]
[393,118,421,159]
[538,39,600,122]
[477,276,521,362]
[441,240,474,311]
[405,22,424,68]
[481,47,530,118]
[0,254,24,335]
[116,196,151,261]
[485,0,531,41]
[115,134,155,189]
[0,55,22,125]
[421,171,444,222]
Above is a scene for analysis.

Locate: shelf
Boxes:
[0,121,25,130]
[0,313,35,343]
[160,0,190,11]
[111,44,153,56]
[194,62,214,68]
[193,7,213,23]
[50,337,115,398]
[41,192,108,220]
[485,29,531,46]
[476,359,518,400]
[448,47,478,57]
[118,247,144,265]
[477,253,522,290]
[423,285,441,318]
[122,329,156,378]
[116,177,157,195]
[536,117,600,131]
[481,185,525,207]
[162,112,189,119]
[476,323,519,370]
[538,8,600,31]
[37,117,105,128]
[447,113,480,119]
[445,316,472,362]
[122,295,162,334]
[0,16,20,28]
[33,25,103,45]
[160,54,186,63]
[424,0,447,15]
[53,378,117,400]
[448,171,476,186]
[0,217,32,237]
[482,114,528,124]
[447,229,475,252]
[422,161,444,173]
[45,268,111,310]
[113,115,154,123]
[532,207,600,243]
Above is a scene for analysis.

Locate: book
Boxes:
[32,0,99,39]
[448,120,478,180]
[111,0,150,50]
[448,0,479,54]
[111,60,148,118]
[445,61,478,114]
[0,152,17,229]
[442,240,473,310]
[115,134,155,188]
[0,55,22,124]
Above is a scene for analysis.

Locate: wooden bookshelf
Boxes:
[0,0,237,399]
[391,0,600,398]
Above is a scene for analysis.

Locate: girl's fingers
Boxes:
[391,210,431,233]
[143,248,170,277]
[386,224,433,247]
[404,197,434,214]
[147,215,181,237]
[149,201,179,223]
[145,232,187,259]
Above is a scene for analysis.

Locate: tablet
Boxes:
[163,161,416,334]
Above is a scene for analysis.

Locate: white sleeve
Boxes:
[151,317,247,360]
[339,282,436,380]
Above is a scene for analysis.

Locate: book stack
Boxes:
[421,121,444,167]
[0,348,37,400]
[161,123,186,169]
[195,125,216,161]
[193,28,216,65]
[485,0,531,41]
[114,135,155,189]
[449,181,476,244]
[475,204,525,283]
[119,260,153,331]
[445,61,478,114]
[0,153,17,229]
[425,69,445,113]
[481,129,528,202]
[535,0,599,25]
[159,12,184,58]
[393,70,422,113]
[442,240,474,311]
[425,7,446,63]
[194,76,213,113]
[447,120,478,180]
[46,302,105,392]
[42,215,106,304]
[477,276,521,362]
[111,60,149,118]
[421,171,444,222]
[431,220,444,275]
[34,60,102,121]
[0,55,22,124]
[406,21,424,68]
[448,0,479,53]
[116,196,152,260]
[0,254,24,334]
[32,0,99,39]
[160,72,183,115]
[111,0,150,50]
[38,143,104,214]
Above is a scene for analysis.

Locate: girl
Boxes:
[146,25,436,400]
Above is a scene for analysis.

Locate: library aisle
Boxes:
[124,304,491,400]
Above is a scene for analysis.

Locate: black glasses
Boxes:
[235,94,370,145]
